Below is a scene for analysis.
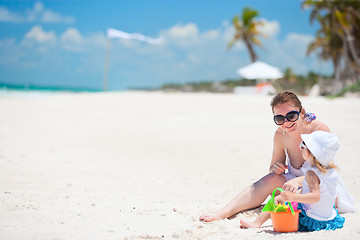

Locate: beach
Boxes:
[0,91,359,240]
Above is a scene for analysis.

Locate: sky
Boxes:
[0,0,332,91]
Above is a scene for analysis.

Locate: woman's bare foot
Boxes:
[239,219,261,229]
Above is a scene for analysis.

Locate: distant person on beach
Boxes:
[240,131,345,231]
[199,91,355,222]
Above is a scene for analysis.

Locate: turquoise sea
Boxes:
[0,82,102,93]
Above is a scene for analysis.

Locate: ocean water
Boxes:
[0,82,106,99]
[0,82,102,93]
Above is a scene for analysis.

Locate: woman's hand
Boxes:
[270,162,288,174]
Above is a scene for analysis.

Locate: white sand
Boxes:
[0,91,359,239]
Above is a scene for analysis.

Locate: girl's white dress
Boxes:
[298,162,345,231]
[283,130,356,214]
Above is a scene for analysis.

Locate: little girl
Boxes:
[240,131,345,231]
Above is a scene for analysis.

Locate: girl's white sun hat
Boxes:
[301,131,340,167]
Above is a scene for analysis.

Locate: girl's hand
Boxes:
[280,191,294,202]
[270,162,288,174]
[283,180,300,193]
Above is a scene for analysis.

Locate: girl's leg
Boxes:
[200,173,286,222]
[240,211,271,228]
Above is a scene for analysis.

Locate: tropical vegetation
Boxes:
[158,78,256,93]
[303,0,360,93]
[228,7,265,63]
[156,70,330,95]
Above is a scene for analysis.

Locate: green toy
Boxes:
[262,188,295,215]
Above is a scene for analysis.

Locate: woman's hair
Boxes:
[271,91,302,111]
[312,156,339,173]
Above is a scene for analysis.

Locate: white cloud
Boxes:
[0,7,24,22]
[285,33,313,45]
[26,1,44,22]
[21,26,56,52]
[187,53,200,63]
[0,38,24,65]
[158,22,241,58]
[202,29,220,40]
[0,1,74,23]
[42,9,74,23]
[161,23,200,48]
[283,33,314,57]
[88,33,107,48]
[258,32,327,75]
[60,28,84,52]
[258,19,280,38]
[22,26,56,44]
[167,23,199,38]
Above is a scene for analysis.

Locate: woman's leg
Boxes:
[200,173,286,222]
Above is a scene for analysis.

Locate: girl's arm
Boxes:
[283,176,304,193]
[281,170,320,204]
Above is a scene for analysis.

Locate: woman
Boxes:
[199,91,355,222]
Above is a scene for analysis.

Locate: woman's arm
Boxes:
[281,170,320,204]
[269,128,287,174]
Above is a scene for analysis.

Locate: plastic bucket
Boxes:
[270,210,301,232]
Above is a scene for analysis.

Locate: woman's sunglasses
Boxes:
[300,141,308,150]
[273,108,302,125]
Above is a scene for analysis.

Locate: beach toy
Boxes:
[274,203,288,212]
[262,188,301,232]
[288,201,298,211]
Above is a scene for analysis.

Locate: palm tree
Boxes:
[306,13,343,88]
[331,1,360,67]
[228,7,264,63]
[303,0,360,90]
[283,67,297,84]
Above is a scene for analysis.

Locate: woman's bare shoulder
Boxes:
[273,127,284,146]
[274,127,283,139]
[314,120,330,132]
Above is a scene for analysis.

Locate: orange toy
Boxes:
[262,188,301,232]
[270,210,301,232]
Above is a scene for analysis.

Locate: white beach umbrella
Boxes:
[237,61,283,79]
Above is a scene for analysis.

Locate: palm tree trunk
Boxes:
[344,28,360,68]
[341,34,358,88]
[333,62,342,94]
[245,40,257,63]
